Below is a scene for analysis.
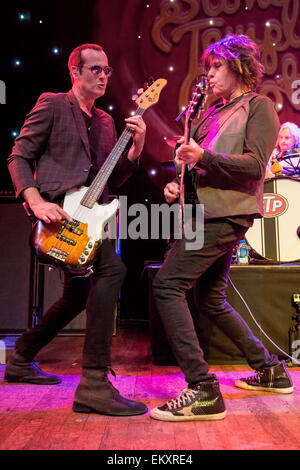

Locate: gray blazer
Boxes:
[8,90,136,202]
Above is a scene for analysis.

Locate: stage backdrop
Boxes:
[1,1,300,324]
[93,0,300,189]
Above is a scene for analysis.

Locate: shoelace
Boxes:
[247,370,265,383]
[166,388,196,410]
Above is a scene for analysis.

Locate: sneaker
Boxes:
[150,378,226,422]
[235,362,293,394]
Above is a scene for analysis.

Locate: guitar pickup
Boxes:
[56,233,77,245]
[63,220,83,236]
[71,227,83,235]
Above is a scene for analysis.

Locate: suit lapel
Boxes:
[67,90,91,160]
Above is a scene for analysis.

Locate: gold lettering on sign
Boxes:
[152,0,300,113]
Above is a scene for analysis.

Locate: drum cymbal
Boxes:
[280,148,300,160]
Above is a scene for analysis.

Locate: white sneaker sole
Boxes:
[150,407,227,422]
[235,380,294,394]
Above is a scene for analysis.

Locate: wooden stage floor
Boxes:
[0,325,300,451]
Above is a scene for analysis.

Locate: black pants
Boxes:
[152,218,279,385]
[16,239,126,368]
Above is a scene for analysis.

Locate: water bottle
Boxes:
[231,247,238,264]
[237,240,249,265]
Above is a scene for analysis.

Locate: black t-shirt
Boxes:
[81,109,99,187]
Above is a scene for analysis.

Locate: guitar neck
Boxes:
[179,118,192,203]
[184,118,192,145]
[179,77,207,221]
[80,107,144,208]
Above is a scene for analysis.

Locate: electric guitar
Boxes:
[30,78,167,275]
[178,76,208,224]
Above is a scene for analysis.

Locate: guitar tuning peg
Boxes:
[132,87,146,100]
[143,82,149,91]
[147,77,154,86]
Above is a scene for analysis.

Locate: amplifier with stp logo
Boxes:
[263,192,288,218]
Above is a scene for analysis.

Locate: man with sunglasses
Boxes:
[6,44,147,416]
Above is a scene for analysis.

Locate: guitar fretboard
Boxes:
[80,107,145,208]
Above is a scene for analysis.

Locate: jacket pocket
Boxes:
[38,181,62,192]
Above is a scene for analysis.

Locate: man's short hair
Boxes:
[68,43,104,82]
[202,34,264,91]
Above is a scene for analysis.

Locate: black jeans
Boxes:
[16,239,126,368]
[152,218,279,385]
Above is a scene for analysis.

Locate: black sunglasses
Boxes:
[79,64,113,77]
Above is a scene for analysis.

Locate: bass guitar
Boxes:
[30,78,167,275]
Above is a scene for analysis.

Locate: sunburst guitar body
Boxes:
[31,187,119,275]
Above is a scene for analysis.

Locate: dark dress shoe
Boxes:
[73,367,147,416]
[4,351,61,385]
[73,392,147,416]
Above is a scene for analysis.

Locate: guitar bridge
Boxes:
[48,246,68,262]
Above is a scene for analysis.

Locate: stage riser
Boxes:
[147,265,300,365]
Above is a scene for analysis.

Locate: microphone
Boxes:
[175,75,208,122]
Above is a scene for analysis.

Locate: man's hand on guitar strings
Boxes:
[30,200,72,224]
[22,187,72,224]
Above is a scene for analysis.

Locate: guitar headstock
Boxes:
[187,75,208,120]
[135,78,167,110]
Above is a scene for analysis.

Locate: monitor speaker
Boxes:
[0,199,118,334]
[0,201,86,332]
[0,201,32,331]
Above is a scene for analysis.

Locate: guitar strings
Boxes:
[73,106,144,222]
[50,107,144,265]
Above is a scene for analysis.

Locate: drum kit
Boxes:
[246,149,300,263]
